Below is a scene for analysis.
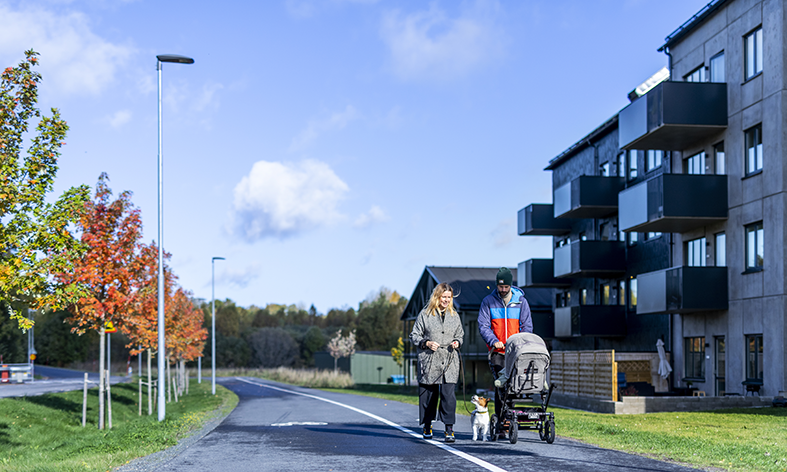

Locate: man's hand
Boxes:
[426,341,440,351]
[493,341,504,350]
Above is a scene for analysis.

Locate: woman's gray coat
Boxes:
[409,309,464,385]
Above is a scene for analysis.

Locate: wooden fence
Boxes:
[550,350,618,401]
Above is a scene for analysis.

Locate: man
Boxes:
[478,267,533,418]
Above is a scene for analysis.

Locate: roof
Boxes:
[400,266,553,321]
[658,0,728,52]
[544,114,618,171]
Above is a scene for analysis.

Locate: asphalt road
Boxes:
[0,365,127,398]
[121,377,703,472]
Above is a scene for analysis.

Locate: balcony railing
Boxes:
[518,259,571,287]
[619,81,727,150]
[554,240,626,278]
[518,204,572,236]
[554,176,624,219]
[618,174,728,233]
[554,305,627,337]
[637,266,728,315]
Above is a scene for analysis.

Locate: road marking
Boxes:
[236,377,508,472]
[271,422,328,427]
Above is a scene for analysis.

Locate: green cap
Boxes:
[496,267,513,286]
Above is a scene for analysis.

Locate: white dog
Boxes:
[470,395,491,441]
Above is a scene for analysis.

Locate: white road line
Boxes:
[235,377,508,472]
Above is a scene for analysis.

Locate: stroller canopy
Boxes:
[504,332,550,381]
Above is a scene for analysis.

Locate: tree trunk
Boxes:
[98,326,105,430]
[166,354,171,403]
[334,356,338,373]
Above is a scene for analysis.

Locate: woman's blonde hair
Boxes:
[425,282,457,316]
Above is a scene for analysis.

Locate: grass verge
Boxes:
[319,384,787,472]
[217,367,354,388]
[0,378,238,472]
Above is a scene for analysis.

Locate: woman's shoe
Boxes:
[422,425,432,439]
[445,430,455,443]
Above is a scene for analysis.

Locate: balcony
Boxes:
[637,266,728,315]
[518,259,571,287]
[553,240,626,278]
[618,174,728,233]
[518,204,572,236]
[619,81,727,150]
[554,176,624,219]
[532,311,555,339]
[554,305,626,337]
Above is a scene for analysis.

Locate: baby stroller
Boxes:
[490,332,556,444]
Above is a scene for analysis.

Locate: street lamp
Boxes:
[156,54,194,422]
[211,256,225,395]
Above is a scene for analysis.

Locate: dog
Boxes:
[470,395,491,441]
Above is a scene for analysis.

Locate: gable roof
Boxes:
[401,266,552,320]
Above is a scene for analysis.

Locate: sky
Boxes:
[0,0,711,313]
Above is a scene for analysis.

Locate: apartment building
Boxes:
[519,0,785,397]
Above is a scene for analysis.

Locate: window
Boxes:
[602,284,612,305]
[600,223,611,241]
[687,237,706,267]
[646,231,662,240]
[617,152,626,177]
[745,222,764,271]
[745,27,763,80]
[580,288,588,305]
[746,335,763,381]
[647,150,663,172]
[684,66,706,83]
[715,232,726,267]
[556,291,570,308]
[618,280,626,306]
[618,228,626,242]
[628,150,638,180]
[710,52,725,82]
[715,337,726,396]
[629,277,637,308]
[628,232,638,246]
[745,124,763,175]
[714,142,726,175]
[685,151,706,175]
[684,337,706,380]
[600,161,610,177]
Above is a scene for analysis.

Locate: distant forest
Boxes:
[0,288,407,370]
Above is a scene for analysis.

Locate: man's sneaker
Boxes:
[422,425,432,439]
[445,430,455,443]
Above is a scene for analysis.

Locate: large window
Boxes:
[745,124,763,175]
[629,277,637,308]
[745,222,764,271]
[715,232,726,267]
[710,52,725,82]
[684,66,705,83]
[647,150,663,172]
[628,150,638,180]
[628,232,639,246]
[686,151,706,175]
[746,334,763,381]
[687,237,706,267]
[618,280,626,306]
[684,336,706,380]
[601,283,611,305]
[745,27,763,80]
[714,142,725,175]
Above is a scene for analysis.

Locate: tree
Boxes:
[390,336,404,369]
[0,50,90,330]
[327,329,356,372]
[355,288,407,351]
[56,173,145,429]
[248,327,299,367]
[301,326,326,366]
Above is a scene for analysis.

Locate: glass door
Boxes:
[715,337,726,396]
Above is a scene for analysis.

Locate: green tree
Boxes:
[248,327,298,367]
[355,288,407,351]
[34,309,95,366]
[0,50,90,329]
[301,325,326,366]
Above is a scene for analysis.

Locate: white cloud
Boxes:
[285,0,380,18]
[106,109,131,128]
[0,4,134,96]
[229,159,350,241]
[289,105,360,152]
[217,263,262,289]
[354,205,389,229]
[380,0,504,81]
[192,82,224,112]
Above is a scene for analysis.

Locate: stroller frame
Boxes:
[490,383,556,444]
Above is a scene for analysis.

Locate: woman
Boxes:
[410,282,464,442]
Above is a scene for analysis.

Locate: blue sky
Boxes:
[1,0,710,312]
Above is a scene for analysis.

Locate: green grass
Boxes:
[217,367,354,388]
[320,384,787,472]
[0,378,238,472]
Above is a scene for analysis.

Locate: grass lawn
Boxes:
[321,384,787,472]
[0,378,237,472]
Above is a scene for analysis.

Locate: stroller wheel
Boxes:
[538,422,547,441]
[489,415,498,442]
[545,419,556,444]
[509,420,518,444]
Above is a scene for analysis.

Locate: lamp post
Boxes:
[156,54,194,422]
[211,256,225,395]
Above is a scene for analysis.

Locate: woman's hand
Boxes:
[451,341,459,349]
[425,341,439,351]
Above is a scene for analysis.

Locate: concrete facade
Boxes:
[520,0,786,399]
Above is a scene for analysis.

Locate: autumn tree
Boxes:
[355,288,407,351]
[167,287,207,393]
[0,50,90,330]
[57,173,145,429]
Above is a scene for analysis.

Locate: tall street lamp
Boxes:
[211,256,225,395]
[156,54,194,422]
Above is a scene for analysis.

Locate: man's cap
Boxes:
[496,267,513,286]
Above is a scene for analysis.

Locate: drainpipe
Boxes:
[662,46,673,80]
